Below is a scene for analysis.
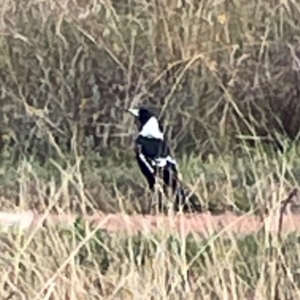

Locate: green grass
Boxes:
[0,141,299,215]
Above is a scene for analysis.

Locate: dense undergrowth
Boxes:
[1,0,300,159]
[0,0,299,214]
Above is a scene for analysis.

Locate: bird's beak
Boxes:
[127,108,139,117]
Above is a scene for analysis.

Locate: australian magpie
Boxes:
[128,106,193,213]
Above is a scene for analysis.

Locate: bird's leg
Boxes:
[151,183,164,215]
[157,169,169,214]
[164,169,178,214]
[162,183,172,213]
[148,182,161,215]
[146,185,154,215]
[153,183,159,215]
[141,188,152,215]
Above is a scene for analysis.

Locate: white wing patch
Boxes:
[151,156,177,168]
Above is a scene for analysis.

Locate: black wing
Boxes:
[134,135,171,190]
[135,152,156,190]
[135,135,170,160]
[135,135,180,186]
[134,134,201,212]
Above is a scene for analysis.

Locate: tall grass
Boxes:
[0,210,300,299]
[0,138,299,298]
[1,0,300,160]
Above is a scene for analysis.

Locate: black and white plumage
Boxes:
[128,107,189,211]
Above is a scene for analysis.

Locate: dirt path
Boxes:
[0,210,299,237]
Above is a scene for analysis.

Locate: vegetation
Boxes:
[0,0,300,298]
[0,219,300,299]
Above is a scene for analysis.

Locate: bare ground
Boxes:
[0,210,299,237]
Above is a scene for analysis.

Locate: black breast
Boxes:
[135,135,170,160]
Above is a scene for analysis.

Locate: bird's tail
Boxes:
[158,161,201,212]
[173,183,201,213]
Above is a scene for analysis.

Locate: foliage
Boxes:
[1,0,300,163]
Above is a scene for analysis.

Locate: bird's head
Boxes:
[128,107,155,127]
[128,107,164,139]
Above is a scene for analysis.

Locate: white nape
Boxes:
[139,117,164,140]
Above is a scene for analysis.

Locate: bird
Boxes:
[127,106,195,213]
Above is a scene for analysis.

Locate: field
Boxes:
[1,0,300,298]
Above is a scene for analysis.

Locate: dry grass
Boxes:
[0,205,300,299]
[0,160,298,300]
[1,0,300,159]
[0,148,298,299]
